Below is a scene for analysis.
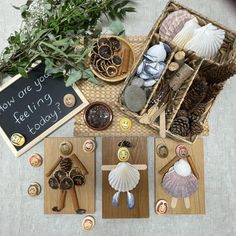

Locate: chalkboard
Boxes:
[0,63,88,157]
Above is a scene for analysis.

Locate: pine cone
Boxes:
[170,116,190,137]
[190,122,203,136]
[189,103,206,122]
[60,158,73,172]
[189,113,200,123]
[201,63,236,84]
[176,109,188,118]
[202,83,224,103]
[181,76,208,111]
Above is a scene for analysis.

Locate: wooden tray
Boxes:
[44,137,96,214]
[90,35,135,83]
[155,137,205,214]
[102,137,149,218]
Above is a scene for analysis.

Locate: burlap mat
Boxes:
[74,36,209,137]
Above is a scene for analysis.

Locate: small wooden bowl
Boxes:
[90,36,135,83]
[83,102,113,131]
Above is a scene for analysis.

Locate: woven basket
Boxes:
[117,0,236,144]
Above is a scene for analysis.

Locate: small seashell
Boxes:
[139,71,153,80]
[173,159,191,177]
[108,162,140,192]
[137,61,145,75]
[145,42,167,62]
[144,65,160,76]
[131,77,144,87]
[162,168,198,198]
[163,43,172,54]
[127,191,135,209]
[112,191,120,207]
[144,79,157,87]
[184,23,225,59]
[159,10,194,41]
[173,18,200,48]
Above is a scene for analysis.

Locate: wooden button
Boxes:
[29,153,43,167]
[156,144,169,158]
[28,182,41,197]
[83,139,96,153]
[82,215,95,231]
[59,141,73,156]
[63,94,76,107]
[175,144,188,158]
[119,117,132,131]
[155,199,168,215]
[117,147,130,162]
[10,133,25,147]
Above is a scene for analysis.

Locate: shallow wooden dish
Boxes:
[90,36,135,83]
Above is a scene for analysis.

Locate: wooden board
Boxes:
[0,63,88,157]
[102,137,149,218]
[155,137,205,214]
[44,137,95,214]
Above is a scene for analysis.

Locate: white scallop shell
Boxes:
[159,10,194,41]
[172,18,200,48]
[173,159,191,177]
[184,23,225,59]
[145,42,167,62]
[108,162,140,192]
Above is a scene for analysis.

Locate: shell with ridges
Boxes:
[108,162,140,192]
[159,10,194,41]
[162,168,198,198]
[184,23,225,59]
[172,17,200,48]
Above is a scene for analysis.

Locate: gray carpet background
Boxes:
[0,0,236,236]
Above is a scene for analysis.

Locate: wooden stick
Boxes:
[168,63,194,91]
[45,156,63,177]
[174,51,185,66]
[159,110,166,139]
[68,187,80,212]
[187,155,200,179]
[159,156,181,175]
[166,62,179,79]
[101,164,147,171]
[184,197,190,209]
[171,197,178,209]
[52,190,67,212]
[70,154,88,175]
[121,48,130,74]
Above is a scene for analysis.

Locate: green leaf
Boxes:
[44,4,52,10]
[18,67,28,77]
[109,20,125,36]
[66,71,82,87]
[82,69,103,86]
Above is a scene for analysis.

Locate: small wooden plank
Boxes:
[155,137,205,214]
[44,137,95,214]
[102,137,149,219]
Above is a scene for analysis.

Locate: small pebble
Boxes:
[124,85,147,113]
[131,77,144,87]
[144,79,157,87]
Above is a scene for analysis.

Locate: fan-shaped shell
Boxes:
[108,162,140,192]
[184,23,225,59]
[172,18,200,48]
[159,10,194,41]
[162,169,198,198]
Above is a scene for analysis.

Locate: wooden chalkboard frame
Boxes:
[0,64,89,157]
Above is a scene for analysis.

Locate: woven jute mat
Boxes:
[74,36,209,137]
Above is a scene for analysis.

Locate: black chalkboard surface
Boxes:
[0,63,88,157]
